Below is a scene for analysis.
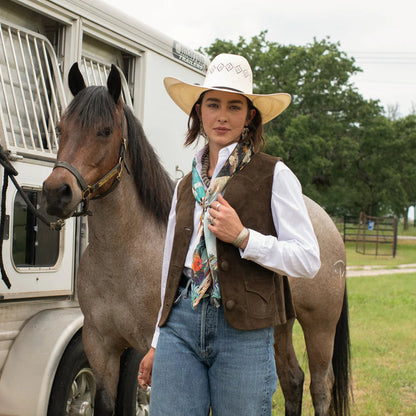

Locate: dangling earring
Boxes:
[241,126,249,141]
[200,122,207,139]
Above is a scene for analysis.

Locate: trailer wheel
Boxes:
[47,331,96,416]
[48,334,150,416]
[116,347,150,416]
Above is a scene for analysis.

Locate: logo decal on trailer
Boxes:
[172,41,208,72]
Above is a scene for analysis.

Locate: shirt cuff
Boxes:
[151,327,160,349]
[240,228,270,261]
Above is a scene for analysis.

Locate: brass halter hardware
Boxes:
[53,116,128,217]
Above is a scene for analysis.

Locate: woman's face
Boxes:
[197,90,255,153]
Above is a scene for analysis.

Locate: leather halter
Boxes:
[53,115,128,216]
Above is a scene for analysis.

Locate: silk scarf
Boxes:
[190,141,252,308]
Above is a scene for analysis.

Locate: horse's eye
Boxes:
[98,127,112,137]
[55,126,62,136]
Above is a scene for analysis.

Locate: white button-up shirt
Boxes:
[151,143,321,347]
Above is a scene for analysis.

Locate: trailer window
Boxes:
[80,56,134,108]
[12,189,59,267]
[81,34,135,107]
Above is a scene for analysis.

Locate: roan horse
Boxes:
[43,64,351,416]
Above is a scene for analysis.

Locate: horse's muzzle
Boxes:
[42,180,78,218]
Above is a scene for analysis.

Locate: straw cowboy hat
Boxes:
[164,53,291,124]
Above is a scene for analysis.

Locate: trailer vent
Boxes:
[0,19,66,160]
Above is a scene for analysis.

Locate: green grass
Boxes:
[347,275,416,415]
[398,221,416,237]
[272,246,416,415]
[346,240,416,268]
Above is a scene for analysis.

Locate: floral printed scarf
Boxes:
[190,141,253,308]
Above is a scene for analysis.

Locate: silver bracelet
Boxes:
[232,227,249,248]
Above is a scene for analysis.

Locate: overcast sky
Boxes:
[101,0,416,118]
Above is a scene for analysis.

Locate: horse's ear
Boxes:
[68,62,86,96]
[107,64,122,104]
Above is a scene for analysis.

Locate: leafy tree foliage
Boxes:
[390,115,416,223]
[202,32,415,219]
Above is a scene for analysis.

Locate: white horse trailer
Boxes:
[0,1,207,414]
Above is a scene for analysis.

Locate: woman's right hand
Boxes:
[138,347,155,389]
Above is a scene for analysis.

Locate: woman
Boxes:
[139,53,321,416]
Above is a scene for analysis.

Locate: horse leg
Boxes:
[274,318,304,416]
[302,326,335,416]
[82,324,122,416]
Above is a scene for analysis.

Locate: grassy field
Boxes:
[272,240,416,415]
[398,222,416,237]
[346,240,416,268]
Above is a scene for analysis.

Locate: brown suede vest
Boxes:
[158,152,295,330]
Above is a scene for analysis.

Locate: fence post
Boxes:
[393,217,398,258]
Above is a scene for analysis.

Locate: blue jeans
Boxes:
[149,285,277,416]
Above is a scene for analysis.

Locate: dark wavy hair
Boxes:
[184,91,265,153]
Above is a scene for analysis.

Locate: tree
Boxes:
[344,112,395,216]
[391,115,416,227]
[387,103,401,121]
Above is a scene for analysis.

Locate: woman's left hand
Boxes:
[208,194,249,250]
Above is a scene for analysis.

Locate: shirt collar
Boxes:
[195,142,238,179]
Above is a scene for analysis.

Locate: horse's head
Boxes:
[43,63,126,218]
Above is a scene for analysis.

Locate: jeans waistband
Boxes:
[175,274,192,305]
[176,271,217,306]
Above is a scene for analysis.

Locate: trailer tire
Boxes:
[48,334,149,416]
[47,331,95,416]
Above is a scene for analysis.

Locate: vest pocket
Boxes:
[244,278,276,318]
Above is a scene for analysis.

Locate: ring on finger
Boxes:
[216,203,221,211]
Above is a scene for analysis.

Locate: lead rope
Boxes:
[0,146,64,289]
[0,169,11,289]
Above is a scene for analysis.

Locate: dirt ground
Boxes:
[347,263,416,277]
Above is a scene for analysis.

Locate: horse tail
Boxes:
[331,283,352,416]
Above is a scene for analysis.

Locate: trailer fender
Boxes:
[0,307,84,416]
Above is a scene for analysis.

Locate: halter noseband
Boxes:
[53,115,128,217]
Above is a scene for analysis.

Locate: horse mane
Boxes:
[123,104,174,224]
[63,86,174,224]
